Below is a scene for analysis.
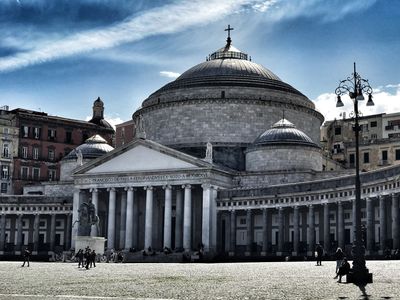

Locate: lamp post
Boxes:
[335,62,374,284]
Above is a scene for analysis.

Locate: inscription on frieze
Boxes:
[77,173,208,185]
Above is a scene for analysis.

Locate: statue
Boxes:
[76,149,83,166]
[205,141,213,162]
[75,199,99,236]
[135,114,146,139]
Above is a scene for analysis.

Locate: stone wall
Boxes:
[245,145,322,172]
[135,97,322,149]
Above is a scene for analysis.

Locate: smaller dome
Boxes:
[64,134,114,160]
[253,118,319,148]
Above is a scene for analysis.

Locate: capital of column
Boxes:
[107,187,116,192]
[391,193,397,200]
[144,186,153,191]
[293,205,300,210]
[90,188,98,193]
[182,184,192,189]
[201,183,211,190]
[124,186,135,192]
[230,209,236,215]
[162,185,172,190]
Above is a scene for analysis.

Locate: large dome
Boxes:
[144,41,305,104]
[132,29,324,170]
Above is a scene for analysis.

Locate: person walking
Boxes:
[21,248,31,267]
[90,250,96,268]
[315,243,323,266]
[77,249,84,268]
[333,247,345,278]
[336,258,350,283]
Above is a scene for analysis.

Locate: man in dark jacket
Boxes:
[21,248,31,267]
[337,258,350,283]
[315,243,324,266]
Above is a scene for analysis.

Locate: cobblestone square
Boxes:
[0,260,398,300]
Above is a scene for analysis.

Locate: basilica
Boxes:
[0,29,399,261]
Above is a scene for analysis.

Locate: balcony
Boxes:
[385,125,394,130]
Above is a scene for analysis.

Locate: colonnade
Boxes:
[72,183,218,253]
[0,211,71,254]
[223,194,400,256]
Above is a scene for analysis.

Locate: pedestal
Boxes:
[74,236,107,255]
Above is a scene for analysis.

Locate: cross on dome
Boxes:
[224,24,234,46]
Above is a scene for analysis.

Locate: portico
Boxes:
[71,138,231,254]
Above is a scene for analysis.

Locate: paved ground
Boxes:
[0,260,398,300]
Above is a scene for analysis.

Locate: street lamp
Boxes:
[335,62,373,284]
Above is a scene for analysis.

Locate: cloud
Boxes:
[160,71,181,78]
[0,0,378,72]
[314,84,400,123]
[0,0,257,72]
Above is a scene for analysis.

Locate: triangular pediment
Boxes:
[76,139,209,175]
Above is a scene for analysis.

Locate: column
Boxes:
[119,191,127,249]
[50,213,56,252]
[65,214,71,250]
[163,185,172,249]
[132,190,139,249]
[0,214,5,253]
[33,213,40,253]
[392,193,399,250]
[175,188,183,250]
[183,184,192,252]
[229,210,236,256]
[144,186,153,250]
[277,207,284,255]
[261,208,268,256]
[379,195,386,253]
[352,199,357,243]
[16,214,23,252]
[366,197,374,254]
[125,187,134,250]
[71,189,80,249]
[307,205,315,256]
[201,184,211,252]
[90,188,99,237]
[245,209,253,256]
[210,187,218,252]
[323,203,330,253]
[107,187,116,250]
[337,202,345,250]
[292,206,300,256]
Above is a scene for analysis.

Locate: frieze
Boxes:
[76,172,208,185]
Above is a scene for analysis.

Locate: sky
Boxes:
[0,0,400,128]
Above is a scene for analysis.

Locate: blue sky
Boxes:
[0,0,399,126]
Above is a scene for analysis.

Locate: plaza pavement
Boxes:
[0,260,398,300]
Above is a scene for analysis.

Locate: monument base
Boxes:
[74,236,106,255]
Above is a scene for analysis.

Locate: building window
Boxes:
[396,149,400,160]
[363,152,370,164]
[22,146,28,158]
[349,153,355,166]
[371,121,377,127]
[371,134,377,139]
[48,149,55,161]
[239,218,246,225]
[382,150,388,161]
[48,129,56,141]
[2,143,9,158]
[65,131,72,143]
[33,127,41,139]
[3,128,9,134]
[0,182,7,193]
[21,126,29,138]
[33,147,39,160]
[33,168,40,181]
[48,169,56,181]
[334,127,341,135]
[21,167,29,180]
[1,165,9,180]
[221,91,225,98]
